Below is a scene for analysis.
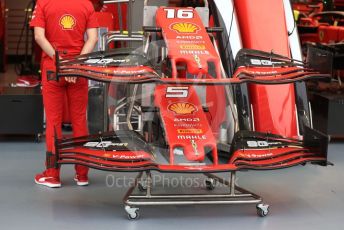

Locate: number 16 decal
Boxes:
[166,87,189,98]
[164,9,194,19]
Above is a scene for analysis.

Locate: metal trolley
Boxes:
[123,171,269,220]
[92,0,271,220]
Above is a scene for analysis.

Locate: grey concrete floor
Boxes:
[0,139,343,230]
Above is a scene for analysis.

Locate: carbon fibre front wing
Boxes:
[48,49,330,86]
[55,127,330,173]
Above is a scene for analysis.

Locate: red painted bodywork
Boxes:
[206,85,227,139]
[248,84,298,136]
[298,13,344,45]
[155,7,227,138]
[318,25,344,43]
[156,7,222,78]
[56,129,327,172]
[292,2,323,15]
[234,0,298,138]
[58,64,327,84]
[154,85,218,164]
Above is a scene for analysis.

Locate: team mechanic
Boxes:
[30,0,99,188]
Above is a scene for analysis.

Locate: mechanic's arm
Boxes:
[63,28,97,83]
[34,27,55,58]
[80,28,98,55]
[34,27,76,82]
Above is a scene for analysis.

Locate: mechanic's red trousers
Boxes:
[42,58,88,175]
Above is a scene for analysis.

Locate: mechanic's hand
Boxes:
[65,77,77,83]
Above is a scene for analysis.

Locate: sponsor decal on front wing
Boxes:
[170,22,200,34]
[177,135,207,140]
[168,102,198,115]
[84,141,128,148]
[177,129,203,134]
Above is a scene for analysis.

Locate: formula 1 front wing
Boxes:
[49,48,331,173]
[55,127,329,173]
[48,49,330,85]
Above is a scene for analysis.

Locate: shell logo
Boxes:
[171,22,200,34]
[168,102,197,115]
[60,14,76,30]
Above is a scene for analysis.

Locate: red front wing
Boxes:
[55,128,329,173]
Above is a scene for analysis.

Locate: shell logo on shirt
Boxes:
[60,14,76,30]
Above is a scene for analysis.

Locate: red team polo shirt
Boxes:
[30,0,98,58]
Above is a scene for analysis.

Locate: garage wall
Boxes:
[6,0,33,55]
[131,0,168,30]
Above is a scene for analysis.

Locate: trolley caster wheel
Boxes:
[138,181,147,192]
[125,205,140,220]
[256,203,269,217]
[205,178,216,190]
